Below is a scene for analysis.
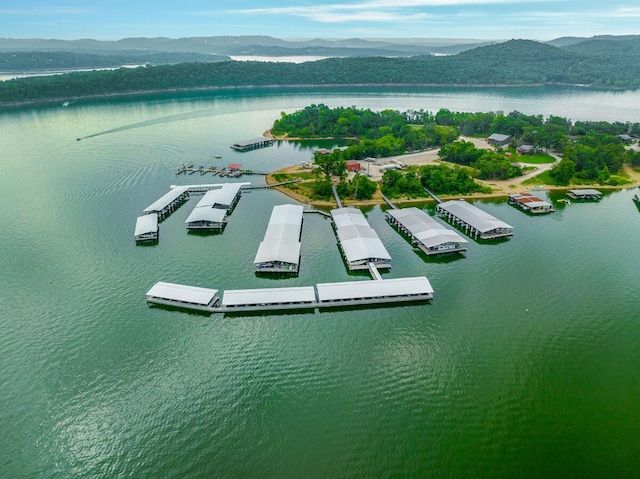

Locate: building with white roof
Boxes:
[331,207,391,270]
[436,200,513,239]
[386,207,468,255]
[146,282,220,312]
[254,204,304,273]
[143,186,190,218]
[221,286,317,311]
[185,207,227,230]
[316,276,433,306]
[134,213,159,242]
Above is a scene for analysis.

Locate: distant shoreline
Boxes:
[0,81,619,110]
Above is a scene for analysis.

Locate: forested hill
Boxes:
[1,39,639,105]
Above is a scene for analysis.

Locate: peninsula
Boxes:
[263,105,640,207]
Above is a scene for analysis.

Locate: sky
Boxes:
[0,0,638,41]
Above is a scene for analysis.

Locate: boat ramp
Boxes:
[436,200,513,240]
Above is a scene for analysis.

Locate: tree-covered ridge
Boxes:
[2,39,640,104]
[0,51,229,71]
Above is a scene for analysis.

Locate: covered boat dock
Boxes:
[230,137,274,151]
[143,186,190,219]
[508,192,554,214]
[331,207,391,270]
[185,207,227,230]
[567,189,602,201]
[254,204,304,273]
[386,207,468,255]
[146,282,220,312]
[316,276,434,306]
[134,213,159,242]
[220,286,317,312]
[436,200,513,239]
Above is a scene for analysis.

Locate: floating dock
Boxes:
[143,186,190,219]
[508,192,554,214]
[436,200,513,239]
[221,286,316,312]
[254,204,304,273]
[185,207,227,231]
[146,276,433,314]
[331,207,391,270]
[387,207,468,255]
[146,282,220,312]
[566,189,602,201]
[134,213,159,242]
[230,137,274,151]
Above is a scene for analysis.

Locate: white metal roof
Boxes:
[146,281,219,305]
[185,207,227,224]
[568,189,602,196]
[387,208,468,248]
[214,183,242,207]
[317,276,434,301]
[254,204,303,265]
[194,189,221,208]
[143,186,189,213]
[222,286,316,306]
[134,213,158,236]
[233,137,272,147]
[438,200,512,233]
[331,208,391,263]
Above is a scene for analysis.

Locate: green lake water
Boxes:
[1,86,639,478]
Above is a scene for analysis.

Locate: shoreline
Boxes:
[2,81,635,110]
[266,146,640,207]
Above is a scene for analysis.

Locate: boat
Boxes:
[214,154,222,159]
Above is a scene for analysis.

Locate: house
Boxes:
[618,134,633,143]
[487,133,511,146]
[517,144,536,155]
[346,160,361,172]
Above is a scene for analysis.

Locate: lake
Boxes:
[1,86,639,478]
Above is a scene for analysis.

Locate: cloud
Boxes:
[223,0,555,24]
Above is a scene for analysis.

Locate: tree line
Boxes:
[2,39,640,104]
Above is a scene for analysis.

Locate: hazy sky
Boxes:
[1,0,638,41]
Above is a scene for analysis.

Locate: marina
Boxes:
[134,213,159,242]
[508,192,555,214]
[331,207,392,270]
[230,136,275,151]
[254,204,304,273]
[386,207,468,255]
[436,200,514,239]
[566,188,603,201]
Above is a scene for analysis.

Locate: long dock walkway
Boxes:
[382,195,398,209]
[332,184,343,208]
[423,187,442,204]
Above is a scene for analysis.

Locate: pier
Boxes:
[387,207,468,255]
[332,184,343,208]
[230,137,274,151]
[436,200,513,240]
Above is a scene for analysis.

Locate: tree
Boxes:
[550,158,576,185]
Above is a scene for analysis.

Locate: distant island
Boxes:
[1,37,639,106]
[263,105,640,206]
